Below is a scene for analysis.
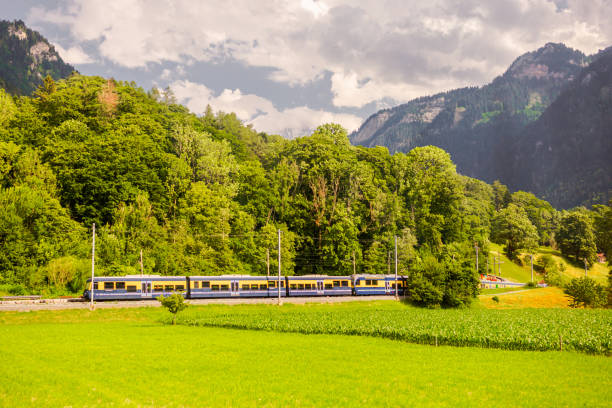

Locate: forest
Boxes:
[0,74,610,307]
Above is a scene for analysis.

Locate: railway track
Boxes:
[0,295,397,312]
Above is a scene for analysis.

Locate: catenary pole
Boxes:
[90,223,95,310]
[394,235,398,299]
[278,229,281,305]
[530,254,534,282]
[475,242,479,275]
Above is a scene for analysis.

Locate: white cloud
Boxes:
[171,79,362,137]
[53,44,95,64]
[29,0,612,110]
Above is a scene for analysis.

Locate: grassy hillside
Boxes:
[488,243,609,284]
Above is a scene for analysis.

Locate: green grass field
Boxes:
[488,243,609,284]
[0,306,610,407]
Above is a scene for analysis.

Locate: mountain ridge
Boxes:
[0,19,75,95]
[350,42,610,208]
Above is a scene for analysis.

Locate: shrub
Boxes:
[564,277,606,308]
[158,293,188,325]
[492,296,500,303]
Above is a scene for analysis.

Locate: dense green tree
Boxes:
[564,277,606,308]
[401,146,463,248]
[557,210,598,265]
[510,191,558,246]
[491,203,538,259]
[492,180,511,211]
[592,200,612,258]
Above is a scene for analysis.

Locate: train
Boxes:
[83,274,407,301]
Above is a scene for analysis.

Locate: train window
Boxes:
[211,285,219,291]
[202,281,210,288]
[333,281,340,287]
[250,284,258,290]
[193,282,199,289]
[242,284,250,290]
[164,285,174,291]
[391,283,396,289]
[290,284,297,290]
[298,284,304,290]
[93,282,98,290]
[176,285,185,291]
[221,285,229,290]
[126,285,137,292]
[281,281,285,287]
[104,282,114,290]
[116,282,125,290]
[342,281,349,287]
[154,285,163,291]
[325,283,333,289]
[259,284,267,290]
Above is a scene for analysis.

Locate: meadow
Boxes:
[0,304,610,407]
[478,286,572,308]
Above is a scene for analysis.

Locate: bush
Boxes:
[564,277,606,308]
[2,284,27,296]
[492,296,500,303]
[525,281,537,288]
[158,293,188,324]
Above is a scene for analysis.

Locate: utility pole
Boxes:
[278,229,282,305]
[387,251,391,275]
[394,235,398,300]
[90,223,96,311]
[352,251,356,275]
[140,249,144,276]
[266,248,270,278]
[474,242,479,275]
[530,254,534,282]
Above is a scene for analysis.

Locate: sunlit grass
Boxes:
[479,286,571,309]
[488,243,609,284]
[0,307,610,407]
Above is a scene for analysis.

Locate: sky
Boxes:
[2,0,611,138]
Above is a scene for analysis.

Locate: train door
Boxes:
[141,281,151,298]
[385,280,390,294]
[230,281,240,296]
[316,281,324,295]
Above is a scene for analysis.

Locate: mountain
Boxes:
[0,20,75,95]
[350,43,598,207]
[508,47,612,208]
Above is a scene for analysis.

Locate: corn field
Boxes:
[177,305,611,355]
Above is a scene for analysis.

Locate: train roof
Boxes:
[189,275,282,279]
[87,275,186,282]
[352,274,407,279]
[287,275,351,279]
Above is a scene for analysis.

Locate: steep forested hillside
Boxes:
[509,47,612,208]
[0,72,609,306]
[350,43,609,208]
[0,20,74,95]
